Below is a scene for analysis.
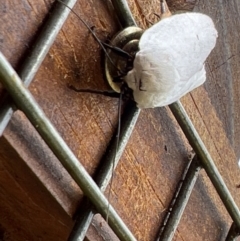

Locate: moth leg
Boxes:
[67,84,120,98]
[101,42,133,60]
[160,0,172,19]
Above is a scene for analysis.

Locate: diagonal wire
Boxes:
[169,102,240,228]
[67,0,140,240]
[0,0,78,135]
[0,51,137,241]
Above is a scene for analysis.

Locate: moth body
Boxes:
[124,13,218,108]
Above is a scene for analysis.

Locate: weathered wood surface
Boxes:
[196,0,240,165]
[0,0,240,241]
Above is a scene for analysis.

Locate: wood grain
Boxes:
[0,0,240,240]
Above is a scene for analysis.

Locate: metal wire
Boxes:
[111,0,136,28]
[0,0,78,136]
[156,156,202,241]
[169,102,240,228]
[68,102,140,241]
[68,0,140,239]
[0,52,137,241]
[1,0,239,240]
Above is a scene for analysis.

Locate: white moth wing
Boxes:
[125,12,218,108]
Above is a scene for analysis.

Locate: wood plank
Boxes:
[0,0,239,240]
[197,0,240,159]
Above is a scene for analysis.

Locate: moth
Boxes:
[62,0,217,109]
[124,12,218,108]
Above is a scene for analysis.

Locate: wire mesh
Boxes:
[0,0,239,241]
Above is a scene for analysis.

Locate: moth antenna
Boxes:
[57,0,126,75]
[106,85,123,223]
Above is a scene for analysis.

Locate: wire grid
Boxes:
[0,0,239,241]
